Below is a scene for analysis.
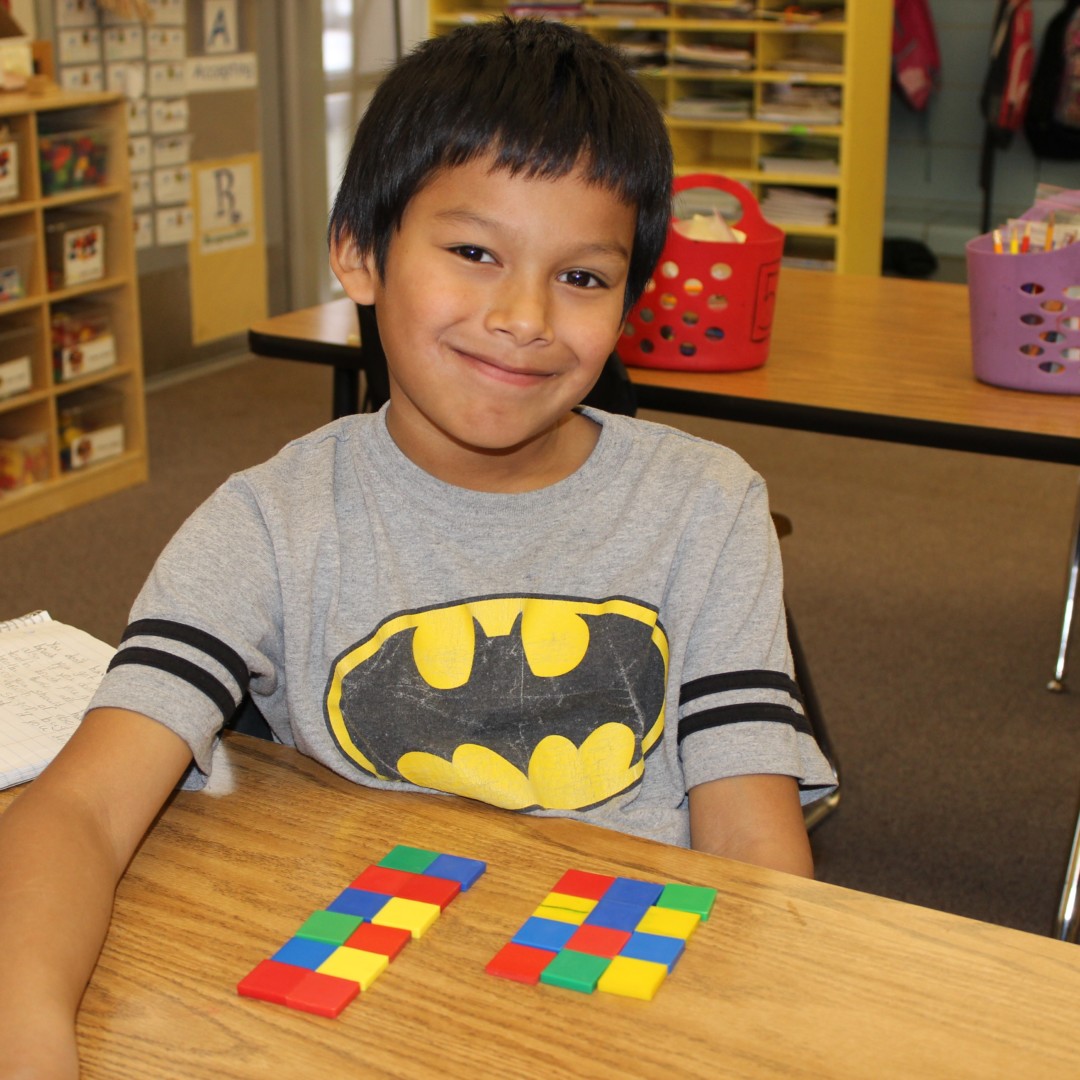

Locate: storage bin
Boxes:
[966,231,1080,394]
[45,212,106,290]
[0,429,48,494]
[38,125,109,195]
[51,302,115,381]
[58,385,124,470]
[0,234,33,302]
[620,174,784,372]
[0,324,34,399]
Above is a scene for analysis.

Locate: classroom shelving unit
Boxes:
[0,89,146,538]
[426,0,893,274]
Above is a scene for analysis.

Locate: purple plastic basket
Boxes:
[965,231,1080,394]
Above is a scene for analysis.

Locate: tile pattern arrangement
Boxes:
[237,845,486,1017]
[485,869,717,1001]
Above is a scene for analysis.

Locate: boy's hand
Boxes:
[0,708,193,1078]
[688,773,814,878]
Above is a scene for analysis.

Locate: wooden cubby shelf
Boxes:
[0,89,146,537]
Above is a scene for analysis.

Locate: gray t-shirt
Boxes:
[89,407,835,846]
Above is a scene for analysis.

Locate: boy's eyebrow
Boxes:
[434,208,631,261]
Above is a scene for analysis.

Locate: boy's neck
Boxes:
[385,407,601,493]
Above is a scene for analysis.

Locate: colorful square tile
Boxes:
[606,877,664,907]
[327,887,392,920]
[284,969,360,1017]
[317,945,389,990]
[425,853,487,890]
[272,937,337,971]
[532,903,588,926]
[540,949,610,993]
[621,930,685,972]
[564,923,631,958]
[551,869,616,901]
[296,910,364,945]
[371,895,441,938]
[656,882,717,921]
[512,916,579,952]
[635,905,700,941]
[237,958,308,1004]
[485,942,556,984]
[597,954,668,1001]
[344,921,412,960]
[583,897,649,932]
[379,844,440,873]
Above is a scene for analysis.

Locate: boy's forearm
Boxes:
[0,782,125,1076]
[688,774,815,879]
[0,708,193,1079]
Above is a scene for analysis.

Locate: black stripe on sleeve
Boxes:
[121,618,249,690]
[107,647,238,720]
[680,670,803,707]
[677,702,812,744]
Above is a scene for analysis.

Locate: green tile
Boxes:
[656,883,717,921]
[296,909,364,944]
[539,949,610,993]
[378,845,440,873]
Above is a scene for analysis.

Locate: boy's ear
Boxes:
[329,236,378,305]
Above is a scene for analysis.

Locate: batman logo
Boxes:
[324,595,668,811]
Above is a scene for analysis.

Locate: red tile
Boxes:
[484,942,556,985]
[345,921,412,959]
[284,970,360,1018]
[351,864,461,909]
[237,958,308,1004]
[565,923,632,958]
[551,869,617,901]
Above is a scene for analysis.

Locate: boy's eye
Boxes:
[559,269,607,289]
[450,245,495,264]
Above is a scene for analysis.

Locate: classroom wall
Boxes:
[885,0,1078,259]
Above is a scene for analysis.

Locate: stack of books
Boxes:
[759,186,837,227]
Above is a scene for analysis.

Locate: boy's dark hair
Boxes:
[328,17,673,314]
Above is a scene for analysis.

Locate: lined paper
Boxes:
[0,614,115,789]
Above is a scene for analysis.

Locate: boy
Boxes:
[0,18,834,1076]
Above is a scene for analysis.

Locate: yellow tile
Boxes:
[635,906,700,940]
[597,955,667,1001]
[533,904,587,925]
[541,891,597,914]
[371,896,441,938]
[317,946,389,990]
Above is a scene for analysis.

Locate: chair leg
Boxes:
[787,608,841,830]
[1048,477,1080,693]
[1054,788,1080,941]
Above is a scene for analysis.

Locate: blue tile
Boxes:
[327,887,392,919]
[512,916,578,952]
[605,877,663,907]
[271,936,337,971]
[583,898,648,932]
[621,931,685,972]
[425,853,487,890]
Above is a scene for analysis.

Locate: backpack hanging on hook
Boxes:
[892,0,941,111]
[1025,0,1080,160]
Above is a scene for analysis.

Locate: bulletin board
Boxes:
[189,151,267,344]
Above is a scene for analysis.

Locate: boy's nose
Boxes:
[485,276,553,345]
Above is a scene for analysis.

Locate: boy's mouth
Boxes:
[456,347,555,386]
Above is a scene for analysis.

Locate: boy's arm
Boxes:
[0,707,193,1080]
[688,774,814,878]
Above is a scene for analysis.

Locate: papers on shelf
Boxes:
[668,94,752,120]
[671,42,754,69]
[759,137,839,175]
[757,84,842,125]
[759,186,837,227]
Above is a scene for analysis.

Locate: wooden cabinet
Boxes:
[0,89,146,538]
[427,0,892,274]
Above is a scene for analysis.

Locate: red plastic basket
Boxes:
[620,174,784,372]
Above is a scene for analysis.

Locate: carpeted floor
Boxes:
[2,355,1078,940]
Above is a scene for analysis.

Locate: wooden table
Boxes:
[4,732,1080,1078]
[248,270,1080,465]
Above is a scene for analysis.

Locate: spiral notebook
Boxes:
[0,611,115,790]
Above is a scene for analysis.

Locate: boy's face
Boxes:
[331,155,636,490]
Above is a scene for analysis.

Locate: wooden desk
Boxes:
[3,734,1080,1078]
[248,270,1080,465]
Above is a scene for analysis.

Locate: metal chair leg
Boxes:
[1048,477,1080,693]
[1054,789,1080,941]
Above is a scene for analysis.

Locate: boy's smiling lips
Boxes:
[451,343,556,386]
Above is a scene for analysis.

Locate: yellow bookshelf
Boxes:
[427,0,893,274]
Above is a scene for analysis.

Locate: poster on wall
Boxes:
[190,153,266,343]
